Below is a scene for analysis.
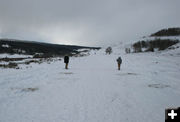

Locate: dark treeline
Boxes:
[151,27,180,37]
[132,38,179,53]
[0,39,100,57]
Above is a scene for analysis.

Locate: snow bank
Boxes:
[0,53,33,58]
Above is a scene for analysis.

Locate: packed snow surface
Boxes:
[0,47,180,122]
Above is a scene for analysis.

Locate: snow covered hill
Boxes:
[0,46,180,122]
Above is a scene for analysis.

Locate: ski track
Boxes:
[0,49,180,122]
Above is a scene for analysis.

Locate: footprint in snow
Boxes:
[148,84,170,89]
[59,72,74,75]
[11,87,39,93]
[116,72,138,76]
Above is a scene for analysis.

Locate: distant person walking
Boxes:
[116,57,122,70]
[64,55,69,69]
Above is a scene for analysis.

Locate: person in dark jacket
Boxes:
[64,55,69,69]
[116,57,122,70]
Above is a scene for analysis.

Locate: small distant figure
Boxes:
[125,48,131,54]
[105,47,112,54]
[64,55,69,69]
[116,57,122,70]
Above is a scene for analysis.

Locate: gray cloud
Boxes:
[0,0,180,46]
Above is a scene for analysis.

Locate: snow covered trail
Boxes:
[0,49,180,122]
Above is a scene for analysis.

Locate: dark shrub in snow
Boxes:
[105,47,112,54]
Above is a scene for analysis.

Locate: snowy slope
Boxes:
[0,47,180,122]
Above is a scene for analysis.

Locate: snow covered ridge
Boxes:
[125,28,180,53]
[130,38,179,53]
[124,38,180,54]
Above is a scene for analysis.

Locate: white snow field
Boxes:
[0,47,180,122]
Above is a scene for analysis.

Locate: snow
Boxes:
[1,44,10,48]
[0,46,180,122]
[145,36,180,41]
[160,43,180,57]
[0,53,33,58]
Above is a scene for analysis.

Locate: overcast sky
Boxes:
[0,0,180,46]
